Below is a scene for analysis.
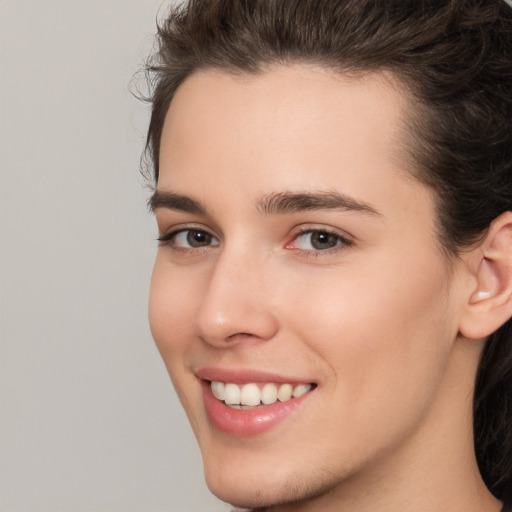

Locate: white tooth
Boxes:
[277,383,293,402]
[292,384,311,398]
[261,383,278,405]
[211,381,225,401]
[241,383,261,406]
[224,383,241,405]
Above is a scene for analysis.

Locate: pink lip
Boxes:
[197,367,316,437]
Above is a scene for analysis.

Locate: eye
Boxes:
[158,228,220,249]
[288,229,353,252]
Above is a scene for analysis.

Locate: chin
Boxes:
[206,477,300,510]
[203,458,280,507]
[203,454,344,510]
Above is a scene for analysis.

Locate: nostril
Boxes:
[226,332,258,341]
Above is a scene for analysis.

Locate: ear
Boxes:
[459,212,512,340]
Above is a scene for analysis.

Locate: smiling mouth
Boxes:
[209,380,317,409]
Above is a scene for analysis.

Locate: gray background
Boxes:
[0,1,225,511]
[4,1,511,511]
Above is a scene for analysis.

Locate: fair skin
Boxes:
[149,65,510,511]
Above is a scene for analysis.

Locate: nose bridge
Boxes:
[195,245,278,346]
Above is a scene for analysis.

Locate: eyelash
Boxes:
[157,227,220,254]
[286,228,354,256]
[157,227,353,257]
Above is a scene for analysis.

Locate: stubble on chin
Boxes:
[220,466,347,512]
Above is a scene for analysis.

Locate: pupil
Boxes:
[187,230,210,247]
[312,231,337,250]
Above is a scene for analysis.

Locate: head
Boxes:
[143,0,512,508]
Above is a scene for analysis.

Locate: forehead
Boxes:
[160,64,413,179]
[158,65,431,225]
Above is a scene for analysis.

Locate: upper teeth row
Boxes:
[210,381,312,406]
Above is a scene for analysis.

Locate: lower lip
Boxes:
[201,381,313,437]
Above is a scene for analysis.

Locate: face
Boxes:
[149,66,467,510]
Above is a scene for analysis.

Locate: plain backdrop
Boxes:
[0,1,226,511]
[5,2,511,512]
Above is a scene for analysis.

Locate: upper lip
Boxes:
[196,366,316,385]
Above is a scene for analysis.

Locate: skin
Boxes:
[149,65,504,511]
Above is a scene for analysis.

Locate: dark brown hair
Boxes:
[142,0,512,500]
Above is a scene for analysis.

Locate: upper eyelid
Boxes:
[158,222,217,236]
[290,229,352,243]
[289,224,355,240]
[155,214,223,237]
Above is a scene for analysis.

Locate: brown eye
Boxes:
[290,229,353,253]
[309,231,341,250]
[158,228,220,249]
[186,230,214,247]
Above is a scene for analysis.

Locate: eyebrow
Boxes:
[256,191,381,216]
[149,191,208,215]
[149,189,381,217]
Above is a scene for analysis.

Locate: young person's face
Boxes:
[149,66,469,509]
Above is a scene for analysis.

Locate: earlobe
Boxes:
[459,212,512,340]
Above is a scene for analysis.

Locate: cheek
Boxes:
[148,258,208,430]
[148,257,199,363]
[281,251,456,414]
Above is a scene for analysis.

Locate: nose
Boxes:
[195,250,279,347]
